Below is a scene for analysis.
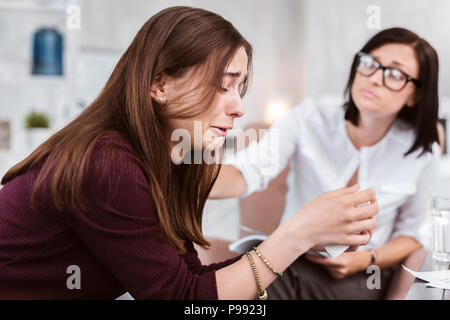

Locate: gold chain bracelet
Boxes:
[252,247,283,277]
[245,251,267,300]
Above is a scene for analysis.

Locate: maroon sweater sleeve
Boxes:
[58,133,237,299]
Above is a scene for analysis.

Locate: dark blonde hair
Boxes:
[1,6,253,253]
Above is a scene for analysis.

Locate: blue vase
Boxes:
[32,28,63,76]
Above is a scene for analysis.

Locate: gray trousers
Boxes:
[266,255,396,300]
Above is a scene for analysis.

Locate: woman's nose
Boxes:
[369,68,384,87]
[226,95,244,118]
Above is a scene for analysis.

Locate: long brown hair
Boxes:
[1,6,253,254]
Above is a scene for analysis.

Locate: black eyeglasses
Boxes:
[356,52,419,92]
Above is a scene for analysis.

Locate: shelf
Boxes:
[0,1,67,14]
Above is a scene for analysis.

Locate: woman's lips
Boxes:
[211,126,230,136]
[362,89,378,99]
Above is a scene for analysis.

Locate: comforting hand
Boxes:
[305,250,372,279]
[288,184,378,249]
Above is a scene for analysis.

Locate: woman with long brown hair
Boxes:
[0,6,377,299]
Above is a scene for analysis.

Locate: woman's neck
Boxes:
[345,114,396,150]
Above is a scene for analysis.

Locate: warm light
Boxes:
[264,100,290,125]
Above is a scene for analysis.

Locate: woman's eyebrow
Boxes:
[391,60,404,66]
[224,72,242,77]
[372,55,404,67]
[391,60,415,75]
[373,55,412,74]
[391,60,407,69]
[224,72,248,82]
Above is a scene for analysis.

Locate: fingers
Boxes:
[351,199,379,220]
[345,232,372,246]
[345,245,359,252]
[348,216,377,235]
[326,184,360,197]
[346,188,377,207]
[360,230,372,237]
[339,227,374,248]
[310,245,326,252]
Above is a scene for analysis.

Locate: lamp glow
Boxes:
[264,100,290,125]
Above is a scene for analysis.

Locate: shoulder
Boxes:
[390,120,442,160]
[390,119,416,145]
[94,131,138,156]
[386,122,442,182]
[79,131,155,215]
[91,131,141,164]
[87,131,148,185]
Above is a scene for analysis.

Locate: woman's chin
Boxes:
[204,136,225,150]
[354,98,382,114]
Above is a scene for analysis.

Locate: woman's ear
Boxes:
[150,73,167,103]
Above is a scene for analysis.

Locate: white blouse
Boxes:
[226,98,441,250]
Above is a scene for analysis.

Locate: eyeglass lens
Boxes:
[357,53,408,91]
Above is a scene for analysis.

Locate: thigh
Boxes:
[266,260,299,300]
[266,255,335,300]
[267,255,394,300]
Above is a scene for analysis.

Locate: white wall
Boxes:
[302,0,450,100]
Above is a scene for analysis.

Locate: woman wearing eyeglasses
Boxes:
[211,27,443,299]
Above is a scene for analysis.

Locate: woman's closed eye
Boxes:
[219,80,246,95]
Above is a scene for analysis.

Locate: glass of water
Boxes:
[432,196,450,262]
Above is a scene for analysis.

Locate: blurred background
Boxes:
[0,0,449,242]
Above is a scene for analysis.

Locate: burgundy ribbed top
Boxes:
[0,131,240,299]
